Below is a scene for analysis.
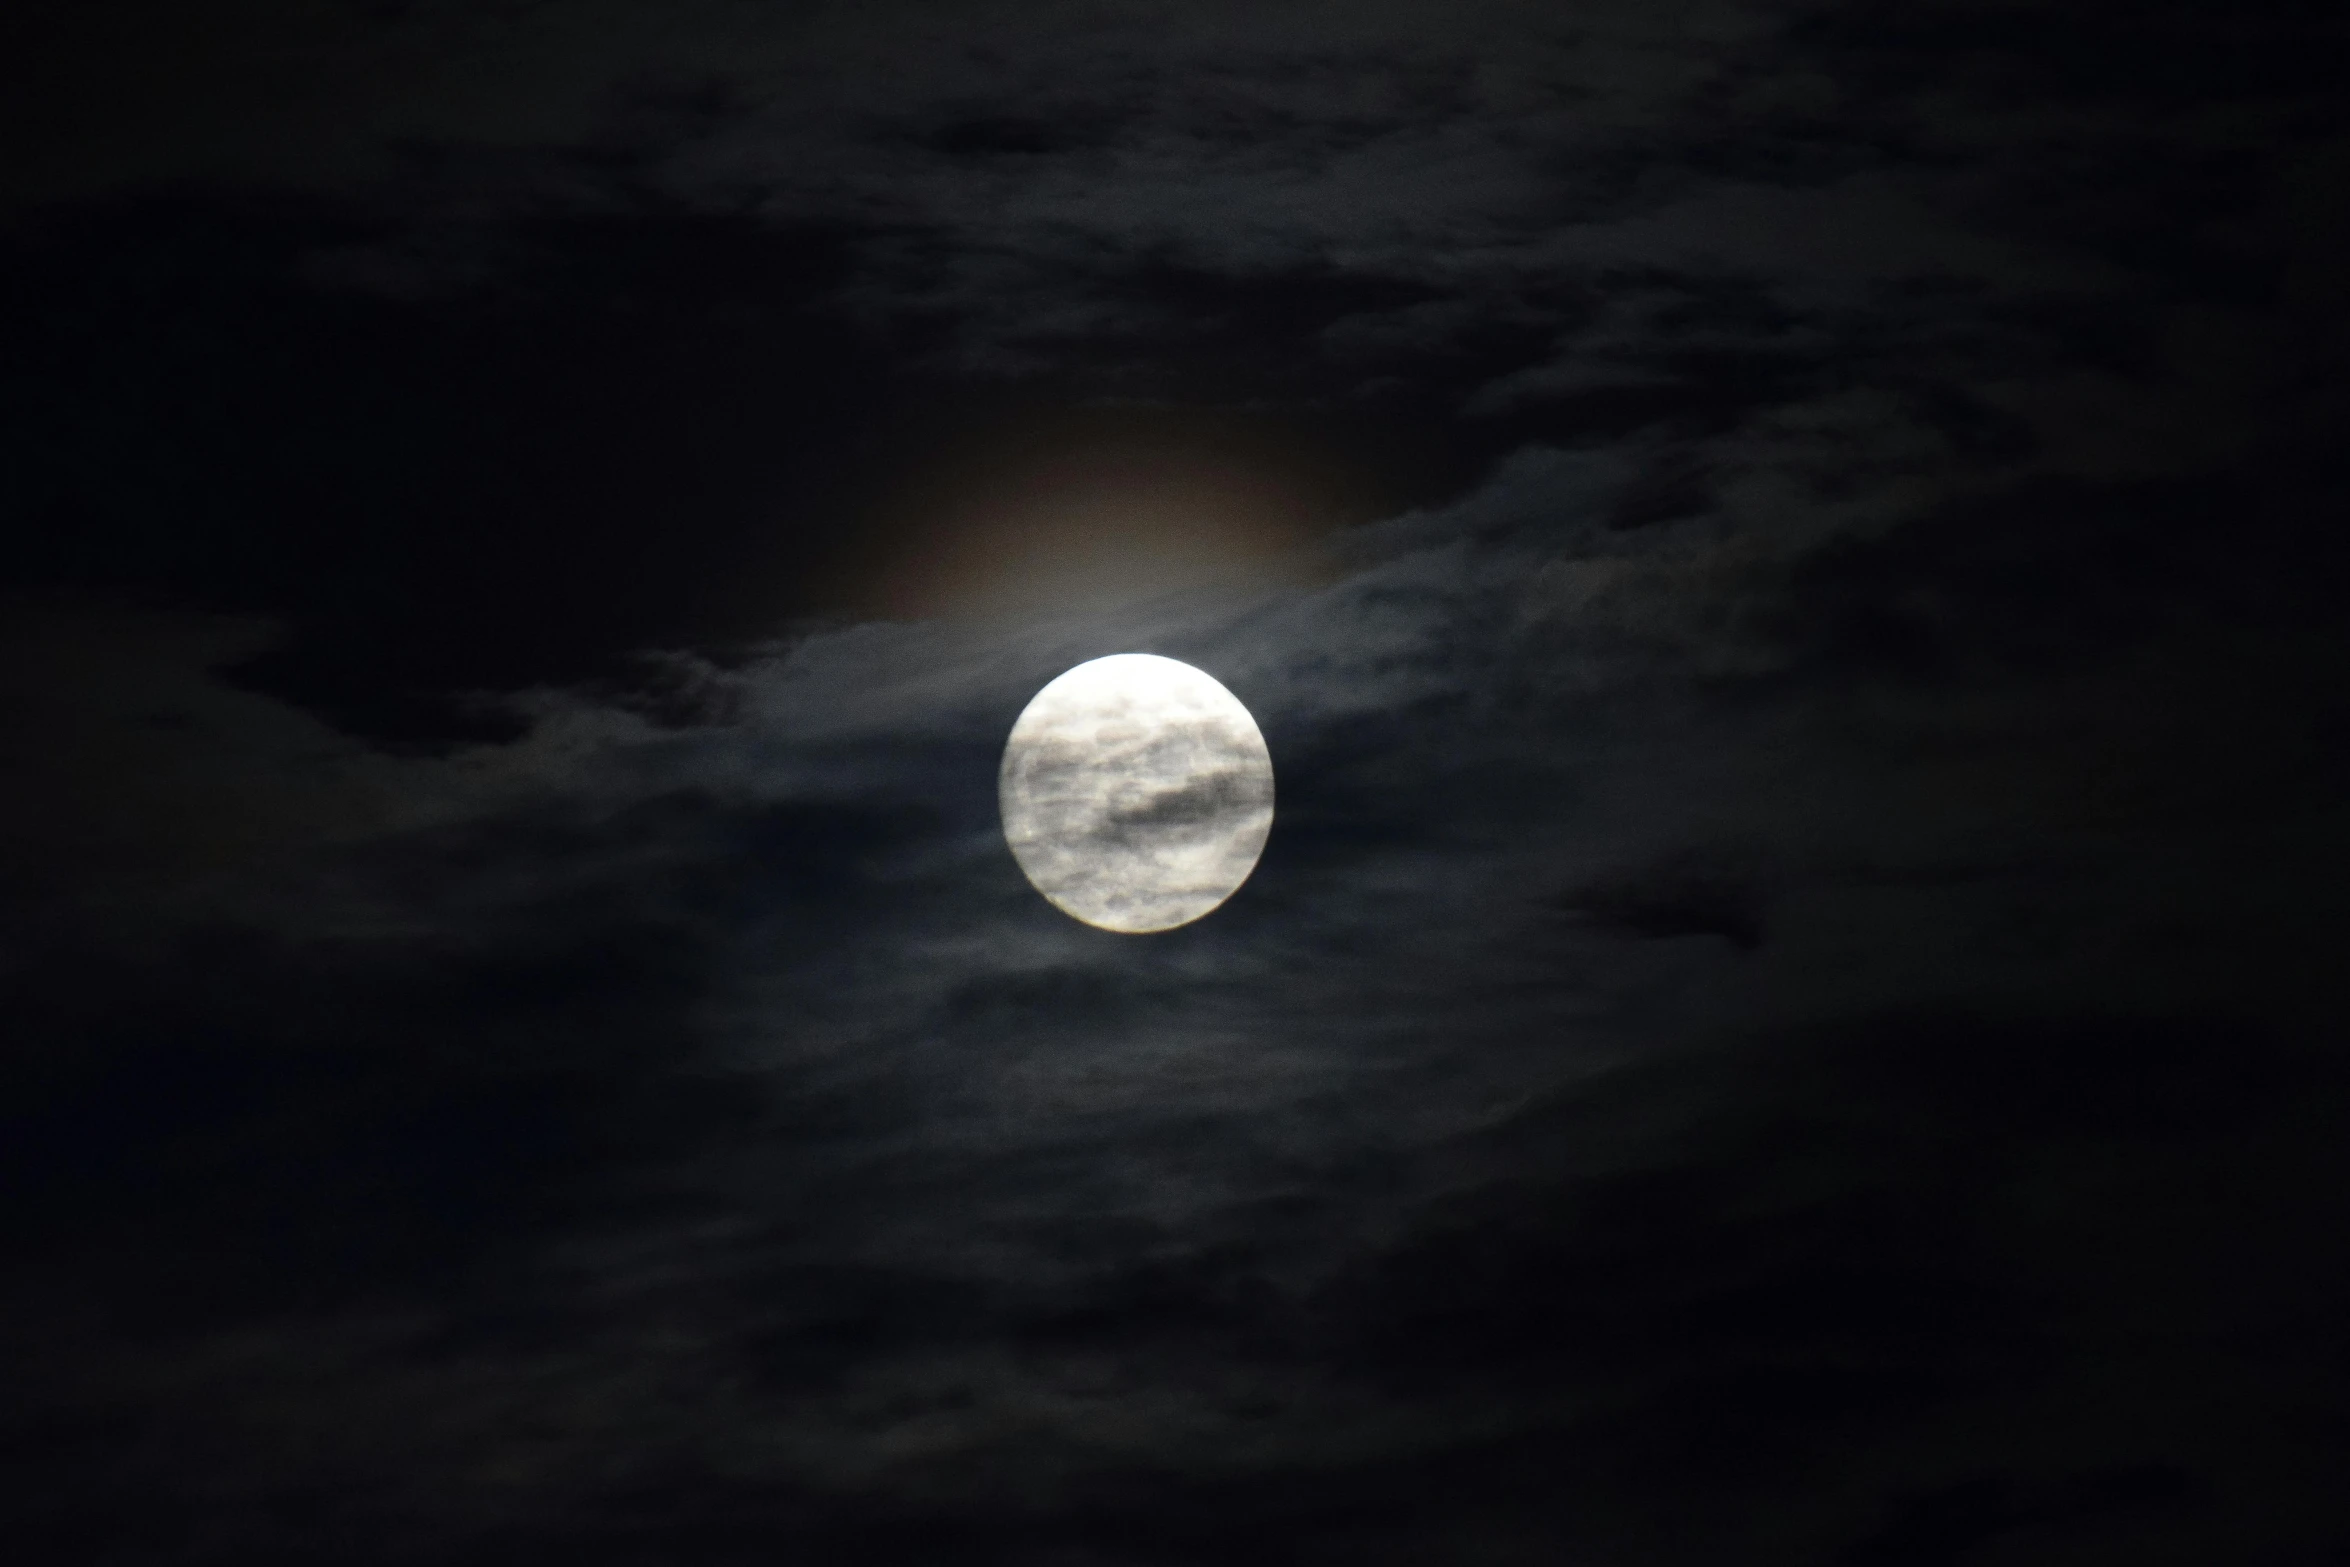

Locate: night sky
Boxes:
[7,3,2350,1562]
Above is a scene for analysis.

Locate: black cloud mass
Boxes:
[5,2,2350,1562]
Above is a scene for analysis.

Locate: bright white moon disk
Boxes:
[999,654,1275,933]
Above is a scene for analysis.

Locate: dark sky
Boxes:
[6,3,2350,1563]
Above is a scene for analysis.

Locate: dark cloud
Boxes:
[6,0,2350,1561]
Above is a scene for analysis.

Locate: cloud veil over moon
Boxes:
[999,653,1274,932]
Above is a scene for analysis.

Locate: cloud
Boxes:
[10,0,2350,1559]
[14,421,2350,1563]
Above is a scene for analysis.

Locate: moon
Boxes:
[999,654,1275,933]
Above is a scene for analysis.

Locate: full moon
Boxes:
[999,654,1275,933]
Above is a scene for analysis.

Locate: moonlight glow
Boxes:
[999,654,1275,933]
